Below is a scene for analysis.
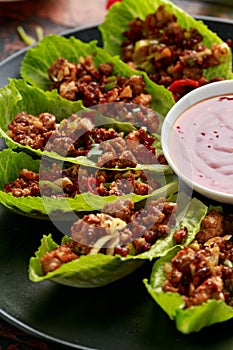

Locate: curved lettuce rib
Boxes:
[144,246,233,334]
[0,148,178,218]
[28,197,207,287]
[20,34,175,116]
[99,0,233,80]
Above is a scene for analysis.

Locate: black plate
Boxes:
[1,19,233,350]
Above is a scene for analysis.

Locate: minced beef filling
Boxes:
[48,55,153,108]
[7,111,57,150]
[6,111,164,166]
[163,210,233,308]
[46,54,161,132]
[3,164,161,198]
[40,197,178,274]
[121,5,231,101]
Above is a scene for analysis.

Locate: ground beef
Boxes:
[96,127,163,168]
[71,197,177,255]
[47,55,161,132]
[40,197,178,273]
[196,209,232,243]
[3,169,40,197]
[48,56,151,106]
[4,164,161,198]
[173,227,188,244]
[6,112,56,150]
[97,102,160,133]
[102,198,135,222]
[7,111,162,167]
[40,242,79,275]
[121,5,231,101]
[163,210,233,308]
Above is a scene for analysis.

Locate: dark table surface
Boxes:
[0,0,233,349]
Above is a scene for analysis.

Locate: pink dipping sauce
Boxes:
[169,94,233,194]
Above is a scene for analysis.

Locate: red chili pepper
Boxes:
[168,79,200,101]
[87,177,98,194]
[106,0,122,10]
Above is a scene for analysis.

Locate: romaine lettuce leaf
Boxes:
[20,34,175,116]
[0,148,178,218]
[0,78,84,127]
[100,0,233,80]
[28,196,207,287]
[144,245,233,333]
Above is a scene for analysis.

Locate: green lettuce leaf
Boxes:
[144,240,233,333]
[0,78,84,127]
[100,0,233,80]
[28,196,207,287]
[0,148,178,218]
[20,34,175,116]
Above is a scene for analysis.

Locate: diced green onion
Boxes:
[35,25,44,41]
[17,25,36,46]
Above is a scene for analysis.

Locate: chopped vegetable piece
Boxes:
[106,0,122,10]
[168,79,200,101]
[17,25,36,46]
[35,25,44,41]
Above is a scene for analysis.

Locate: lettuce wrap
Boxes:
[144,207,233,333]
[20,34,174,116]
[28,196,207,287]
[0,148,177,219]
[100,0,233,99]
[0,78,84,161]
[0,79,172,173]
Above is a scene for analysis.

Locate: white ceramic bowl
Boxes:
[161,80,233,204]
